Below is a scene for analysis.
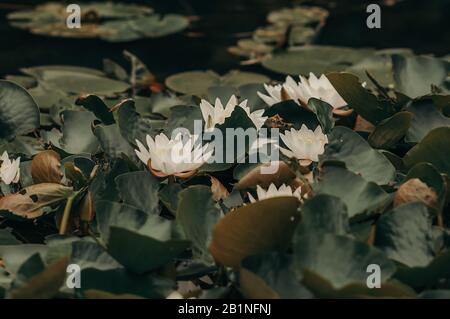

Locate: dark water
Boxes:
[1,0,449,80]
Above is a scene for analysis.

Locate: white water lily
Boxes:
[135,132,213,177]
[258,73,347,110]
[0,151,20,185]
[200,95,267,131]
[248,183,302,203]
[257,76,300,107]
[280,125,328,165]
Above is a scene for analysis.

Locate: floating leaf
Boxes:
[60,111,99,154]
[405,98,450,143]
[368,112,412,149]
[314,166,391,219]
[177,186,223,261]
[8,3,187,43]
[115,171,160,215]
[403,127,450,176]
[297,194,349,236]
[93,124,136,160]
[209,197,300,268]
[76,95,115,125]
[240,252,311,299]
[0,80,40,142]
[262,46,373,75]
[165,70,269,97]
[320,126,396,184]
[293,233,396,290]
[107,227,189,274]
[392,54,450,98]
[327,72,396,125]
[375,202,434,267]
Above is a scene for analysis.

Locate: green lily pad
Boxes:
[327,72,397,125]
[8,2,187,43]
[405,98,450,143]
[403,127,450,176]
[320,126,396,184]
[240,252,312,299]
[307,98,335,134]
[262,46,374,75]
[314,166,392,219]
[60,110,99,154]
[115,171,160,215]
[117,99,156,145]
[93,124,136,160]
[165,70,269,97]
[107,227,189,274]
[368,111,413,149]
[177,186,223,262]
[375,202,435,267]
[0,80,40,142]
[293,233,396,290]
[392,54,450,98]
[297,194,349,236]
[76,95,115,125]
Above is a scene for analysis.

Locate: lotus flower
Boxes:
[200,95,267,131]
[258,73,349,114]
[248,183,302,203]
[0,151,20,185]
[280,125,328,166]
[135,132,213,178]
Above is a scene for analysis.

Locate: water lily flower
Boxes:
[257,76,300,106]
[0,151,20,185]
[280,125,328,166]
[200,95,267,131]
[248,183,302,203]
[135,132,213,178]
[258,73,349,114]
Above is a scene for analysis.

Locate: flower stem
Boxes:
[59,195,75,235]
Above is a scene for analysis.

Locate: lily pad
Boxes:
[375,202,435,268]
[293,233,396,290]
[0,80,40,142]
[405,98,450,143]
[314,166,392,219]
[8,2,188,42]
[177,186,223,262]
[320,126,396,184]
[392,54,450,98]
[403,127,450,176]
[262,46,374,75]
[165,70,269,97]
[209,197,300,268]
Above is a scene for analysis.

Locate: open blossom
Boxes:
[135,132,213,178]
[248,183,302,203]
[280,125,328,165]
[257,73,347,110]
[0,151,20,185]
[200,95,267,131]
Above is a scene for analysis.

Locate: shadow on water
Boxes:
[1,0,449,79]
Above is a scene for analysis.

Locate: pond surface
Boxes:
[1,0,449,79]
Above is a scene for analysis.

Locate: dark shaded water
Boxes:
[1,0,449,80]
